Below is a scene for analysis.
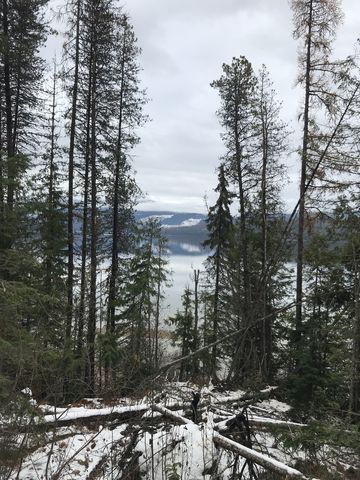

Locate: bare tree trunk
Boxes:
[86,38,97,394]
[193,269,200,374]
[77,57,93,356]
[229,120,252,382]
[66,0,81,344]
[154,248,163,370]
[350,249,360,414]
[107,56,125,337]
[260,98,271,381]
[295,0,313,355]
[45,62,57,290]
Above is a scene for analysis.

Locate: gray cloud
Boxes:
[47,0,360,213]
[127,0,359,213]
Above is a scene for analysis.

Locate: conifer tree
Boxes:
[211,58,289,384]
[169,287,194,381]
[0,0,49,253]
[211,57,259,382]
[64,0,82,344]
[111,218,170,391]
[203,164,233,376]
[291,0,343,354]
[105,13,147,342]
[252,65,289,381]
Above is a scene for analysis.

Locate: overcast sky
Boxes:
[48,0,359,213]
[113,0,358,213]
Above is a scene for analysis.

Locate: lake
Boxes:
[162,242,209,318]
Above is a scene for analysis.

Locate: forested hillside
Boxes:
[0,0,360,478]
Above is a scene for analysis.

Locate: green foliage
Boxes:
[110,219,171,390]
[275,420,360,464]
[98,331,122,367]
[165,461,181,480]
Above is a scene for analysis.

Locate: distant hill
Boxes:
[135,210,209,256]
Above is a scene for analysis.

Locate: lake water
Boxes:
[162,244,208,319]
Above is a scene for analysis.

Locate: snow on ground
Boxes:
[258,398,292,414]
[11,424,127,480]
[3,382,359,479]
[136,412,248,480]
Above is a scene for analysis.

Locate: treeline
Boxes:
[0,0,171,404]
[170,0,360,418]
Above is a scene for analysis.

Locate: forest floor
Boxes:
[2,382,360,479]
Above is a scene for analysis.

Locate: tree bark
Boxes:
[295,0,313,355]
[350,250,360,413]
[86,35,98,394]
[66,0,81,344]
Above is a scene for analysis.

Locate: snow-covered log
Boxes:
[215,415,306,431]
[42,404,150,426]
[151,404,316,480]
[213,432,317,479]
[150,403,193,424]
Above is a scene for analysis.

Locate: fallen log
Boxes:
[215,415,307,431]
[213,432,317,480]
[150,404,192,424]
[42,404,150,427]
[150,405,316,479]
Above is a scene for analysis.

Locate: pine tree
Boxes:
[169,287,194,382]
[252,65,289,381]
[64,0,82,345]
[0,0,53,400]
[203,163,233,377]
[334,197,360,414]
[105,12,147,345]
[211,58,289,384]
[211,57,259,382]
[109,218,170,392]
[0,0,49,253]
[290,0,343,356]
[33,61,67,349]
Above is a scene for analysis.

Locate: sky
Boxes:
[124,0,360,213]
[49,0,360,213]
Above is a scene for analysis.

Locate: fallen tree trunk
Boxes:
[151,404,192,424]
[213,433,317,479]
[215,415,307,431]
[150,405,316,479]
[42,404,150,426]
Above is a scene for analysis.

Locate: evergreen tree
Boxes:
[169,287,194,382]
[203,163,233,377]
[251,65,289,381]
[105,12,147,346]
[0,0,54,400]
[211,57,258,382]
[109,218,170,392]
[211,58,289,384]
[64,0,81,345]
[334,197,360,414]
[290,0,343,356]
